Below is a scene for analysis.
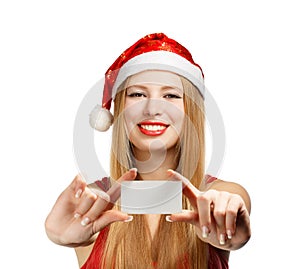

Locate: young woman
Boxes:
[45,33,251,269]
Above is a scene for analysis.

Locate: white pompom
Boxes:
[89,105,113,131]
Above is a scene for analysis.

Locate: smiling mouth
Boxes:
[138,122,169,136]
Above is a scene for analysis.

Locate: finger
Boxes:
[166,210,198,226]
[167,169,202,209]
[225,194,244,238]
[74,187,98,217]
[79,192,111,225]
[79,168,138,223]
[210,191,231,245]
[107,168,137,204]
[68,174,87,199]
[197,190,216,229]
[92,210,133,234]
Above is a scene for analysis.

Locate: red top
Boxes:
[81,176,229,269]
[81,227,228,269]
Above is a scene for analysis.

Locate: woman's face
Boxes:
[123,70,185,154]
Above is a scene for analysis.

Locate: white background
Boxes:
[1,0,299,268]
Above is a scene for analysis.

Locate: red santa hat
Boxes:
[89,33,205,131]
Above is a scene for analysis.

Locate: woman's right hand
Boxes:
[44,169,137,247]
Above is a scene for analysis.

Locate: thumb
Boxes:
[107,168,138,203]
[166,210,199,226]
[92,210,133,233]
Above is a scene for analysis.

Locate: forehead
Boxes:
[127,70,183,89]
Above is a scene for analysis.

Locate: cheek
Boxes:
[167,103,185,133]
[123,101,143,133]
[124,110,135,135]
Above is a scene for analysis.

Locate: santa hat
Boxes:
[89,33,205,132]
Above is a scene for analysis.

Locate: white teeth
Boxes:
[140,125,166,131]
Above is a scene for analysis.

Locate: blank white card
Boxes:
[121,180,182,214]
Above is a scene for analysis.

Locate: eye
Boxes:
[163,93,182,99]
[127,92,146,98]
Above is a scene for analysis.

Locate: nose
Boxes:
[143,98,163,117]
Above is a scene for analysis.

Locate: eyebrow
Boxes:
[126,84,183,92]
[126,85,148,90]
[161,85,183,91]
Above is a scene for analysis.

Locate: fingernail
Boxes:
[202,226,209,238]
[74,213,81,219]
[129,168,138,173]
[219,234,226,245]
[75,189,82,199]
[165,216,173,222]
[226,229,232,239]
[81,217,90,226]
[124,216,133,222]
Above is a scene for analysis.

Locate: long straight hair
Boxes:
[101,76,207,269]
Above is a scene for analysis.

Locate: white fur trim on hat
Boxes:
[89,105,113,132]
[112,50,205,98]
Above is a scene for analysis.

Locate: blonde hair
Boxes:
[101,76,208,269]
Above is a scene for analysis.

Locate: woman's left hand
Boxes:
[166,170,251,250]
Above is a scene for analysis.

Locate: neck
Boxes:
[132,147,179,180]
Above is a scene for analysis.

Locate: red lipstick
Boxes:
[138,121,169,136]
